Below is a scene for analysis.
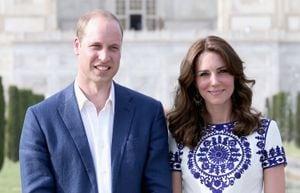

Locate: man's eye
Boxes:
[90,44,101,48]
[110,46,120,51]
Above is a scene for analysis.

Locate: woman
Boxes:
[167,35,286,193]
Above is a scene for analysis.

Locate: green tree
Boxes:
[33,94,44,104]
[19,89,34,126]
[264,98,271,118]
[266,92,289,141]
[295,92,300,147]
[271,94,278,120]
[6,87,45,162]
[16,89,34,161]
[0,77,5,170]
[286,108,294,142]
[6,86,20,162]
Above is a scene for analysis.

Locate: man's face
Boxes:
[74,16,122,86]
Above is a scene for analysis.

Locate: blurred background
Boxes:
[0,0,300,192]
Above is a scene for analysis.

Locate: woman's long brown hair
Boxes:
[167,35,261,149]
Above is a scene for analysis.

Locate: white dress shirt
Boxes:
[74,81,115,193]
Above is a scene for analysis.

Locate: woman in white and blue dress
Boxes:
[167,35,287,193]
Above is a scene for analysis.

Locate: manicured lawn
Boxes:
[0,159,21,193]
[0,141,299,193]
[284,141,300,159]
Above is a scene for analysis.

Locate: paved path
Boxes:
[286,156,300,180]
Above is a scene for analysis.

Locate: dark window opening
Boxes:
[130,14,142,30]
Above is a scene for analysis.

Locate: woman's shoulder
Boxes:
[258,118,279,132]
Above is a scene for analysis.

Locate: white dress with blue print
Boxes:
[169,119,287,193]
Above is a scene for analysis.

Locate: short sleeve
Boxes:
[168,133,183,171]
[261,120,287,169]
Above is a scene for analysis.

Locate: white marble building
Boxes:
[1,0,300,111]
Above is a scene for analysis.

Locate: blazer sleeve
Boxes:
[142,103,172,193]
[19,107,55,193]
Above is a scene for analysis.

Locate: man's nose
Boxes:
[98,49,109,62]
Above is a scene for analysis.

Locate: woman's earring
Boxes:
[193,92,202,106]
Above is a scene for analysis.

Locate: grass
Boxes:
[284,141,300,159]
[0,142,299,193]
[0,159,21,193]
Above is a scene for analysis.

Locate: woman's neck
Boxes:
[205,104,233,124]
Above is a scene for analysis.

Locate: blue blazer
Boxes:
[19,82,171,193]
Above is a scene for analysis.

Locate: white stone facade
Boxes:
[1,0,300,112]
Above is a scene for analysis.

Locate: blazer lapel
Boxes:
[111,83,135,188]
[57,84,97,190]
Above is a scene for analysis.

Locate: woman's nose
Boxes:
[210,73,219,85]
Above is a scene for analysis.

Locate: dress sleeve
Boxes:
[168,133,183,171]
[261,120,287,169]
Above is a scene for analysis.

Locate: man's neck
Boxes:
[77,78,112,112]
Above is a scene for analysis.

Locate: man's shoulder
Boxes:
[115,82,160,104]
[31,83,74,110]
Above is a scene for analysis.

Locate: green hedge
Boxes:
[6,86,19,162]
[0,77,5,170]
[295,92,300,147]
[6,86,44,162]
[266,91,292,142]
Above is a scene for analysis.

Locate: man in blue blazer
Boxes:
[19,9,171,193]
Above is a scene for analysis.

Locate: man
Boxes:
[19,9,171,193]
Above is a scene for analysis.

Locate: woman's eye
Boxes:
[219,69,228,73]
[197,72,209,77]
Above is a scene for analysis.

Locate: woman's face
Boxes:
[195,51,234,110]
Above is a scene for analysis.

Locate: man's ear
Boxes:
[74,37,80,55]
